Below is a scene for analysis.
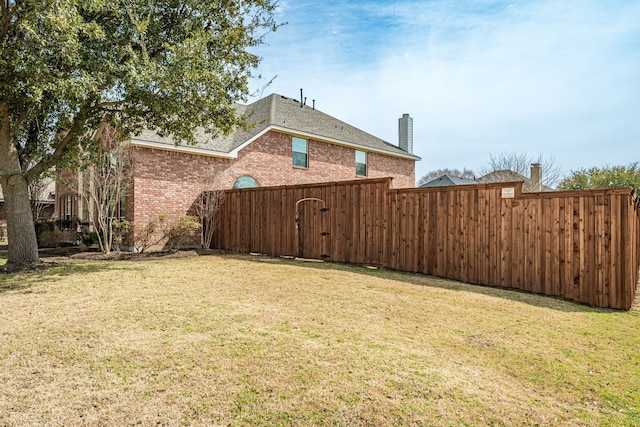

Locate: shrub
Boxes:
[164,216,201,250]
[77,226,98,247]
[38,229,63,248]
[134,215,201,252]
[134,215,166,253]
[111,219,131,251]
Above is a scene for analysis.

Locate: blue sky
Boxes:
[249,0,640,183]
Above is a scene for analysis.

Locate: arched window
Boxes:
[232,176,259,189]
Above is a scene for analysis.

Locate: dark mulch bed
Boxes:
[68,249,202,261]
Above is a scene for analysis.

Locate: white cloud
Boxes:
[251,0,640,181]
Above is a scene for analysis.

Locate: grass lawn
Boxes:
[0,252,639,426]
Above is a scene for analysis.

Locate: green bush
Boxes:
[77,227,98,247]
[38,229,63,248]
[134,215,201,252]
[164,216,201,250]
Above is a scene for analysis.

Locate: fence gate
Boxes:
[295,198,330,260]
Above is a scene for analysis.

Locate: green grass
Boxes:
[1,253,639,426]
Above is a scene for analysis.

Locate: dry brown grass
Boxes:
[0,253,639,426]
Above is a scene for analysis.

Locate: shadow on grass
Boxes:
[215,252,617,314]
[0,262,130,294]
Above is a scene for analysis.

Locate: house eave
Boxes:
[129,138,237,159]
[130,125,421,162]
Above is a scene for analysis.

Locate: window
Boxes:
[118,193,126,219]
[292,137,308,168]
[64,196,72,221]
[233,176,259,189]
[355,150,367,176]
[58,195,75,229]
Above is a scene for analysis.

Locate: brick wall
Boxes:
[130,130,416,247]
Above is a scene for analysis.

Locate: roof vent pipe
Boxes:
[312,99,316,110]
[300,88,303,108]
[398,113,413,154]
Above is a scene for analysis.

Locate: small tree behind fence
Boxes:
[194,168,226,249]
[28,176,54,222]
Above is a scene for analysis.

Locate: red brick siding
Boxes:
[130,130,416,245]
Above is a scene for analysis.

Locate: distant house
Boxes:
[0,180,56,226]
[476,164,553,192]
[420,164,553,193]
[55,92,421,246]
[420,175,476,188]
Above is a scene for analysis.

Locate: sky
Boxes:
[248,0,640,183]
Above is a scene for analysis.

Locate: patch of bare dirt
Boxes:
[0,261,58,274]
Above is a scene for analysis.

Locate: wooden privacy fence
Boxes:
[213,178,640,310]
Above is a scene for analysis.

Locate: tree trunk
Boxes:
[0,113,41,268]
[1,173,40,267]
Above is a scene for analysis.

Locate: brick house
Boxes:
[1,180,56,240]
[56,92,420,247]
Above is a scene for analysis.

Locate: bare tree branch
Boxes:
[478,151,563,190]
[193,167,226,249]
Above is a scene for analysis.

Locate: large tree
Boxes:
[557,163,640,192]
[0,0,277,268]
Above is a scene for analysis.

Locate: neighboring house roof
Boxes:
[130,93,421,161]
[418,169,554,192]
[477,169,553,192]
[0,179,56,203]
[420,175,477,187]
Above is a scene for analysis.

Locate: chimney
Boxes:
[530,163,542,192]
[398,113,413,153]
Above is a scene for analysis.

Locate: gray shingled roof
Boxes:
[476,169,554,192]
[419,175,477,187]
[131,93,420,160]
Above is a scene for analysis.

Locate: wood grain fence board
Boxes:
[524,199,535,292]
[620,195,630,308]
[586,196,596,306]
[572,195,582,303]
[426,192,438,276]
[467,190,477,284]
[595,195,606,307]
[480,189,491,285]
[511,199,522,290]
[551,198,561,297]
[610,194,620,308]
[558,197,568,298]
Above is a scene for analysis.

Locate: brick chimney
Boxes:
[530,163,542,192]
[398,113,413,153]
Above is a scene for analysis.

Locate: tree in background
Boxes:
[79,126,132,253]
[479,152,564,189]
[557,163,640,192]
[0,0,278,268]
[417,168,476,186]
[28,176,54,223]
